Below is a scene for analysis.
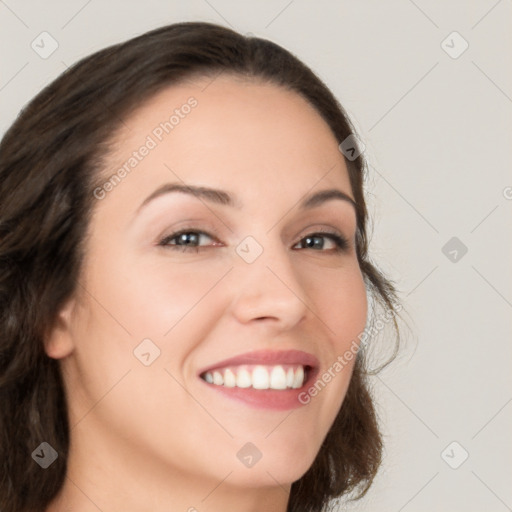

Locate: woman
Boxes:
[0,21,400,512]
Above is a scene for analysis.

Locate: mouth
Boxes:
[200,364,312,390]
[197,350,319,410]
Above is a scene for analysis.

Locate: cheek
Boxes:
[65,257,232,452]
[83,247,231,342]
[308,264,368,346]
[128,259,233,341]
[301,265,367,414]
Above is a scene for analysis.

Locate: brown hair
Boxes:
[0,21,401,512]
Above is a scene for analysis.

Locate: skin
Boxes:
[44,75,368,512]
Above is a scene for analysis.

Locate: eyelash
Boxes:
[158,228,350,254]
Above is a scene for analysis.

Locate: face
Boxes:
[47,75,368,491]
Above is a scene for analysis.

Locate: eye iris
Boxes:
[303,236,323,249]
[178,233,199,245]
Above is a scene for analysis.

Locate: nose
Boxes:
[229,240,309,332]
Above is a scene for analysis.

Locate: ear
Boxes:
[44,298,77,359]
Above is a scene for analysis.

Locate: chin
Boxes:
[227,442,319,488]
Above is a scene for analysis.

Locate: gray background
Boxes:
[1,1,511,511]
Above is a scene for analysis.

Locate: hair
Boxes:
[0,21,401,512]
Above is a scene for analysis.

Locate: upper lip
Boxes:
[197,349,319,376]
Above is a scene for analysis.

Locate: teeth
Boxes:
[224,368,236,387]
[212,371,223,386]
[252,366,270,389]
[270,366,287,390]
[236,368,252,388]
[292,365,304,389]
[286,367,295,388]
[202,364,307,390]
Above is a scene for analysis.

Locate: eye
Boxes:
[292,231,349,253]
[158,229,219,252]
[158,228,349,254]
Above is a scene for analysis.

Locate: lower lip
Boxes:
[199,368,318,411]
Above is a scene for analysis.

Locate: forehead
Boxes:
[100,75,352,210]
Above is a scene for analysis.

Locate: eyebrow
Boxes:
[136,182,357,214]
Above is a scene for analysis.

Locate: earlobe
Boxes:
[44,298,77,359]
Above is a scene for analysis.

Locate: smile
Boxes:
[200,364,308,390]
[197,350,320,410]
